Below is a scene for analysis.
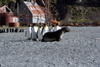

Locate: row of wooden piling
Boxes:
[0,28,25,33]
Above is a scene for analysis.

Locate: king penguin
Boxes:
[0,29,2,33]
[54,23,61,32]
[50,25,55,32]
[25,24,32,40]
[37,26,43,41]
[31,24,38,41]
[42,24,49,36]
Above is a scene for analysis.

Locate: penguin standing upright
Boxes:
[5,28,7,33]
[54,23,61,32]
[42,24,49,36]
[25,24,32,40]
[0,29,2,33]
[2,29,5,33]
[1,29,3,33]
[10,28,12,33]
[15,28,18,32]
[31,24,38,41]
[12,28,15,32]
[50,25,55,32]
[37,26,43,41]
[6,28,9,33]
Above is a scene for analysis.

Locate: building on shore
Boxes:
[0,5,19,27]
[14,1,45,25]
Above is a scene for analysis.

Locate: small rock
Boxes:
[25,60,30,62]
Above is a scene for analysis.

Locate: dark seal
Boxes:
[41,27,70,42]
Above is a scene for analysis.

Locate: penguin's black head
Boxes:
[52,25,54,27]
[28,24,31,27]
[33,23,37,26]
[43,23,46,26]
[56,23,60,26]
[39,26,41,28]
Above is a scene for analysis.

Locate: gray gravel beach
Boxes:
[0,27,100,67]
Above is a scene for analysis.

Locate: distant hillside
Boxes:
[37,0,100,23]
[47,0,100,23]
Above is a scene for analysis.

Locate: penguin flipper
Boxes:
[36,31,38,38]
[36,28,39,38]
[41,26,45,35]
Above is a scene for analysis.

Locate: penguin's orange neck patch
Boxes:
[57,25,59,27]
[45,25,48,28]
[39,27,42,29]
[52,27,54,29]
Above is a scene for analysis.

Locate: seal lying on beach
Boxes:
[41,27,70,42]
